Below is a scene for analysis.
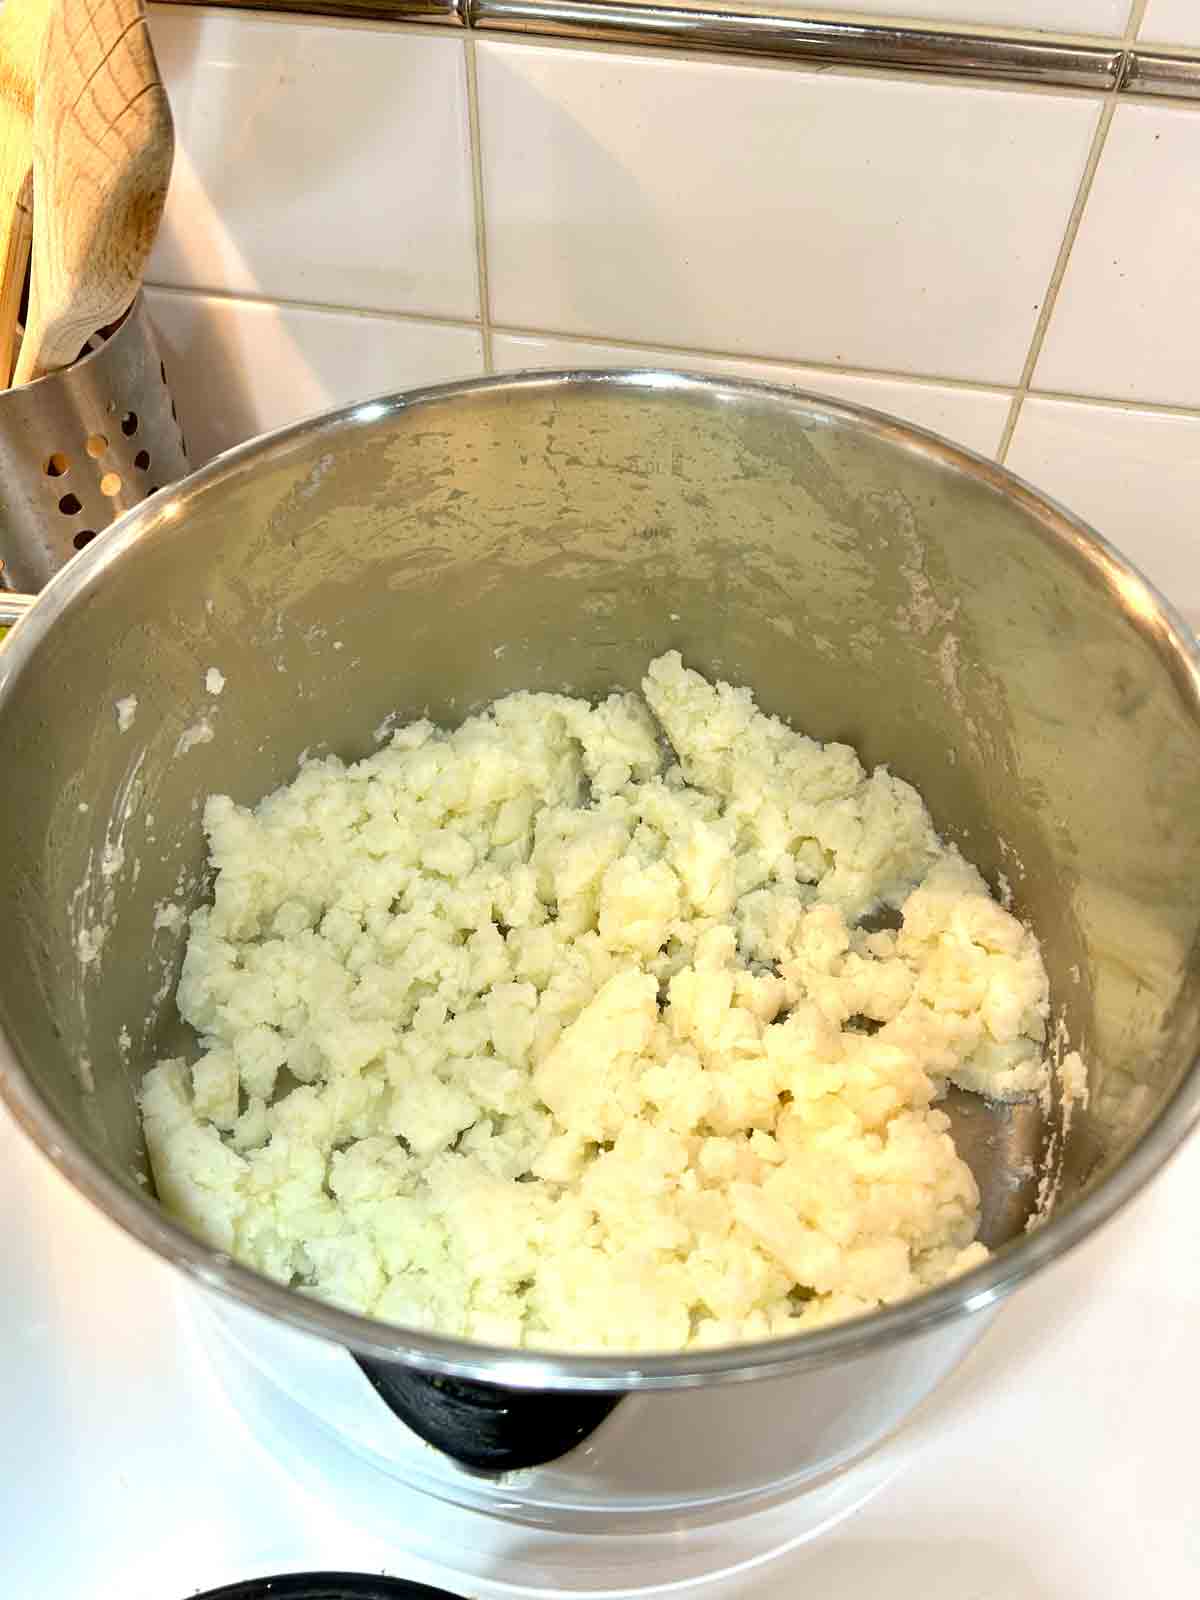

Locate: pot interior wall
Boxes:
[2,375,1198,1264]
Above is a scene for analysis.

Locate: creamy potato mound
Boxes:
[141,653,1052,1350]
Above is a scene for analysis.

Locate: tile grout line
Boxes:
[144,280,485,331]
[143,282,1200,419]
[995,97,1118,463]
[1027,386,1200,419]
[1125,0,1151,41]
[144,280,1014,395]
[463,33,495,375]
[998,0,1150,462]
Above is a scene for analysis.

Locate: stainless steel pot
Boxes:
[2,372,1198,1521]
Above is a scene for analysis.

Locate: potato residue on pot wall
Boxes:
[140,653,1078,1352]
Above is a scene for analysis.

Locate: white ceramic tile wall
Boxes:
[1139,0,1200,46]
[143,6,1200,620]
[1034,102,1200,407]
[778,2,1130,32]
[147,291,484,464]
[492,333,1012,456]
[147,9,478,319]
[477,44,1098,385]
[1008,398,1200,621]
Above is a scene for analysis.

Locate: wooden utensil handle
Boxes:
[0,173,31,385]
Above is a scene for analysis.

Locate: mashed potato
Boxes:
[140,653,1054,1350]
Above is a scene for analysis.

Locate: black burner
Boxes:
[188,1575,461,1600]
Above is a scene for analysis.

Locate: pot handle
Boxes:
[354,1356,622,1474]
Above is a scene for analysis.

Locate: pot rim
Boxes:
[3,366,1199,1390]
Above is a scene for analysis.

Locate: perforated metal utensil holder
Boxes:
[0,293,189,595]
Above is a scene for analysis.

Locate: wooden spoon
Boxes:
[13,0,173,387]
[0,0,52,386]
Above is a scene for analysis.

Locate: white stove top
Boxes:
[4,1098,1198,1599]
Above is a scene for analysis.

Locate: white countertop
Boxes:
[3,1097,1197,1600]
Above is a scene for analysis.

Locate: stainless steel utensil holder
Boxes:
[0,592,33,628]
[0,293,189,596]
